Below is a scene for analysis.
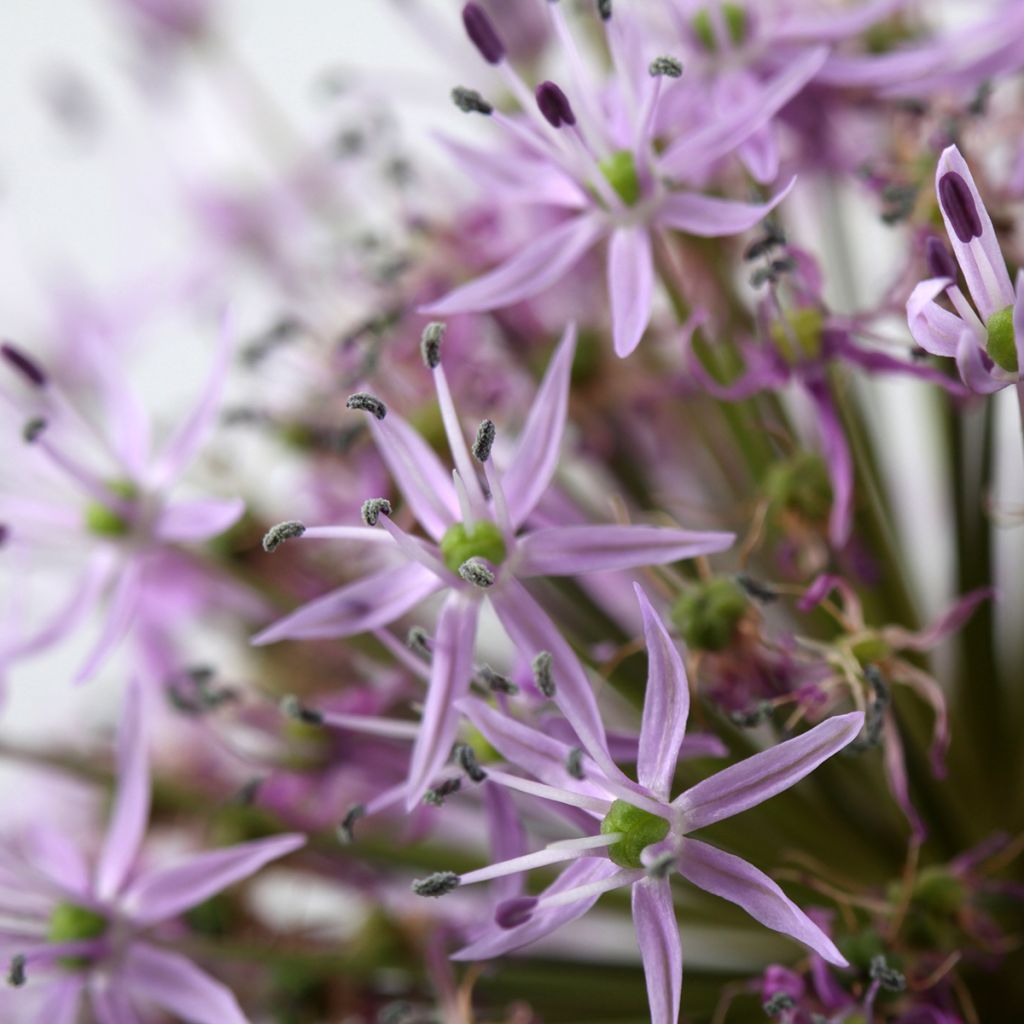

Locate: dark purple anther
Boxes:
[535,81,576,129]
[925,237,958,281]
[462,3,506,65]
[1,343,47,389]
[495,896,538,929]
[938,172,983,243]
[0,524,8,547]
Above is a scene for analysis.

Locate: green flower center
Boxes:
[763,453,833,523]
[84,479,138,537]
[600,799,670,869]
[598,150,641,207]
[48,901,107,965]
[671,578,748,653]
[770,308,825,365]
[692,3,748,52]
[849,633,891,666]
[440,520,507,575]
[985,304,1019,373]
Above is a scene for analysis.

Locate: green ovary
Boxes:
[849,633,891,666]
[671,578,747,653]
[985,305,1019,373]
[692,4,748,51]
[764,453,833,523]
[598,150,641,207]
[84,479,138,537]
[600,799,670,869]
[440,520,507,574]
[770,308,825,365]
[48,902,108,965]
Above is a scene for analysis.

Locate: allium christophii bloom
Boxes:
[413,585,862,1023]
[0,681,304,1022]
[422,2,824,356]
[908,145,1024,394]
[0,319,244,683]
[255,323,733,808]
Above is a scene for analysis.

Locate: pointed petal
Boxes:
[420,215,604,316]
[632,877,682,1024]
[90,984,140,1024]
[936,146,1014,320]
[776,0,913,42]
[608,226,654,358]
[404,592,480,809]
[251,562,442,644]
[712,69,780,184]
[906,277,964,356]
[673,712,863,830]
[739,126,780,186]
[485,783,529,903]
[658,178,795,238]
[658,48,828,177]
[32,975,85,1024]
[153,497,245,543]
[885,586,992,651]
[96,679,150,900]
[881,712,926,841]
[676,838,847,965]
[122,834,305,926]
[367,412,460,541]
[490,578,616,778]
[634,584,690,799]
[120,943,250,1024]
[804,376,854,548]
[73,557,144,684]
[956,329,1006,394]
[502,323,577,528]
[150,311,234,488]
[515,524,734,577]
[452,856,621,960]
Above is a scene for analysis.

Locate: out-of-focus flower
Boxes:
[413,584,862,1024]
[421,3,823,356]
[0,680,304,1023]
[908,145,1024,395]
[0,320,244,684]
[255,323,733,808]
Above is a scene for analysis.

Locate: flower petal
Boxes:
[634,584,690,800]
[776,0,913,42]
[484,783,528,904]
[955,329,1006,394]
[502,323,577,528]
[154,497,245,543]
[404,591,481,809]
[632,877,682,1024]
[608,226,654,358]
[804,375,854,548]
[936,145,1014,320]
[452,856,622,960]
[881,712,926,841]
[89,983,139,1024]
[122,834,305,926]
[32,975,85,1024]
[673,712,864,830]
[251,562,442,644]
[906,276,965,357]
[73,557,145,684]
[658,178,795,238]
[120,942,250,1024]
[515,524,734,577]
[95,678,150,901]
[420,214,604,316]
[676,838,847,965]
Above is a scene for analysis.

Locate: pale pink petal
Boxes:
[956,329,1006,394]
[658,179,795,238]
[251,562,442,644]
[673,712,863,830]
[515,524,734,577]
[120,943,250,1024]
[95,678,150,901]
[776,0,913,42]
[632,877,682,1024]
[90,984,141,1024]
[153,497,245,542]
[122,834,305,925]
[634,584,691,800]
[885,586,993,651]
[32,975,85,1024]
[502,323,577,528]
[420,214,604,316]
[404,592,480,809]
[607,226,654,358]
[485,784,528,904]
[676,838,847,965]
[906,277,964,357]
[73,557,145,684]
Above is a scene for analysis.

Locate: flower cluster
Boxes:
[1,1,1023,1022]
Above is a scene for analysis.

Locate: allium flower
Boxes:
[0,681,304,1022]
[256,324,733,808]
[422,3,824,356]
[413,584,863,1024]
[907,145,1024,395]
[0,321,244,683]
